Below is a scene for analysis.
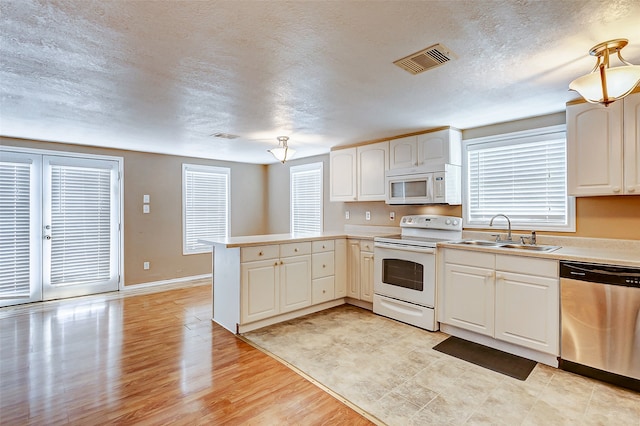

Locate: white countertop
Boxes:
[201,229,640,268]
[438,241,640,268]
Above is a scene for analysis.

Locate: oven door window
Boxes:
[382,259,423,291]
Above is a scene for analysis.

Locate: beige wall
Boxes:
[266,154,344,233]
[1,137,267,286]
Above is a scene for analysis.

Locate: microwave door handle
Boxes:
[427,174,433,202]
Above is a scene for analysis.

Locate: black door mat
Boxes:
[433,336,537,381]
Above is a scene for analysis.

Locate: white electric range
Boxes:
[373,215,462,330]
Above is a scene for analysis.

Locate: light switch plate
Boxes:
[365,211,371,221]
[345,211,350,220]
[143,194,150,203]
[143,204,150,214]
[143,261,150,270]
[390,211,395,221]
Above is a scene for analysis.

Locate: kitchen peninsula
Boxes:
[201,232,353,334]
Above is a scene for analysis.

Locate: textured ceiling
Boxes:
[1,0,640,164]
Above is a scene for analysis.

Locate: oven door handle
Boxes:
[374,242,436,254]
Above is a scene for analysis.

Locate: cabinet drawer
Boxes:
[312,276,335,304]
[312,240,334,252]
[241,245,279,262]
[360,240,374,253]
[495,255,558,278]
[280,242,311,257]
[312,252,335,279]
[444,248,494,268]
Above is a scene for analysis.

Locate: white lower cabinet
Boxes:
[239,239,348,326]
[346,239,374,304]
[241,258,279,323]
[440,249,559,355]
[279,255,312,313]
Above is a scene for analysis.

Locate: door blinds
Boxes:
[0,160,32,298]
[183,164,230,254]
[466,129,570,228]
[291,163,323,234]
[49,164,112,285]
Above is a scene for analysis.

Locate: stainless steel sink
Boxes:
[455,240,503,247]
[499,244,561,252]
[453,240,560,252]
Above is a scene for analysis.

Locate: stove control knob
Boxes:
[453,220,459,226]
[445,219,451,225]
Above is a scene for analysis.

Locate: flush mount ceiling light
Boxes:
[268,136,295,164]
[569,38,640,107]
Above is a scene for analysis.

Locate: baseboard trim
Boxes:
[122,274,211,292]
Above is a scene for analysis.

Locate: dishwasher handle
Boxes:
[560,261,640,288]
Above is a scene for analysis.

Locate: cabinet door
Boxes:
[330,148,357,201]
[623,92,640,194]
[417,128,461,166]
[241,259,279,323]
[442,263,495,336]
[567,101,624,196]
[357,141,389,201]
[389,136,417,169]
[360,252,374,303]
[279,255,312,313]
[334,239,347,298]
[495,271,559,355]
[347,240,361,299]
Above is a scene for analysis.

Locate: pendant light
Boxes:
[569,39,640,107]
[268,136,295,163]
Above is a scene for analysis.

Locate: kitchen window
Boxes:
[463,125,575,232]
[183,164,230,254]
[290,162,323,233]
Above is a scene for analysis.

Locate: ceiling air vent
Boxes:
[210,132,239,139]
[393,43,455,75]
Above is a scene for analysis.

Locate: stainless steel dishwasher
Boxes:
[560,261,640,391]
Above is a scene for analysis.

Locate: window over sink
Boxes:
[463,125,575,232]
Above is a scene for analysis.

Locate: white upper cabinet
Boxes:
[357,141,389,201]
[623,93,640,195]
[329,148,357,201]
[330,141,389,202]
[389,128,462,170]
[567,92,640,196]
[389,136,418,169]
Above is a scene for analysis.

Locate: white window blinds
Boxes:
[464,127,574,231]
[291,162,323,234]
[0,159,32,298]
[183,164,230,254]
[49,163,114,285]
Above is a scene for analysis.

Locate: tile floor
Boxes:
[244,305,640,426]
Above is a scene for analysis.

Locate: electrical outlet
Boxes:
[345,210,350,220]
[143,204,150,214]
[390,211,395,221]
[143,261,150,270]
[143,194,150,203]
[365,211,371,221]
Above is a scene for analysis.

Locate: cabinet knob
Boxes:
[322,245,326,249]
[259,251,263,256]
[280,261,284,265]
[322,290,326,294]
[274,262,278,266]
[294,248,298,252]
[613,186,621,193]
[322,264,326,268]
[628,187,636,193]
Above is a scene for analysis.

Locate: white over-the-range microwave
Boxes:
[385,164,461,205]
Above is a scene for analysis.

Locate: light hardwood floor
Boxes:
[0,282,372,425]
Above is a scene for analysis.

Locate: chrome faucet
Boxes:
[489,214,512,242]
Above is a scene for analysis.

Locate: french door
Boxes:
[0,150,121,307]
